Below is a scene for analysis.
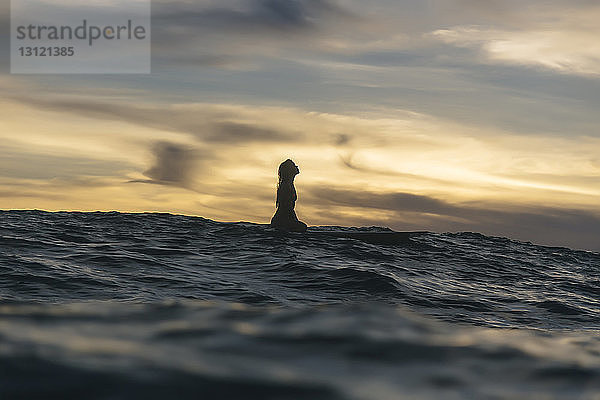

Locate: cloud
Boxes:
[148,0,381,67]
[0,190,65,200]
[132,142,202,188]
[7,94,304,145]
[306,186,458,215]
[0,175,120,203]
[9,0,600,141]
[0,1,9,73]
[303,186,600,251]
[339,153,452,185]
[206,122,299,143]
[153,0,353,34]
[333,133,352,146]
[431,19,600,76]
[0,146,133,180]
[162,55,241,69]
[7,90,599,200]
[150,0,357,58]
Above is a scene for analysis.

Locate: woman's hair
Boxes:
[276,159,296,207]
[278,159,296,183]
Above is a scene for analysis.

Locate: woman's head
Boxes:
[278,159,299,182]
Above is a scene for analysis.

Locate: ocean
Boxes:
[1,210,599,399]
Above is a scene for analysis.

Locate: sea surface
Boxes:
[1,210,599,399]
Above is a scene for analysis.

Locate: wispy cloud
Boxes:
[206,122,301,143]
[428,1,600,77]
[150,0,363,66]
[304,185,600,251]
[7,94,303,145]
[153,0,354,34]
[432,26,600,76]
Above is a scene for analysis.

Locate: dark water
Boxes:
[1,210,599,399]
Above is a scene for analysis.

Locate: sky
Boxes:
[1,0,599,251]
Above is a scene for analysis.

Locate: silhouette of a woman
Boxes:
[270,159,307,232]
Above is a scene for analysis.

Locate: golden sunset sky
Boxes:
[1,0,600,250]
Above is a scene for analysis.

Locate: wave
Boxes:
[1,210,599,328]
[0,301,599,399]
